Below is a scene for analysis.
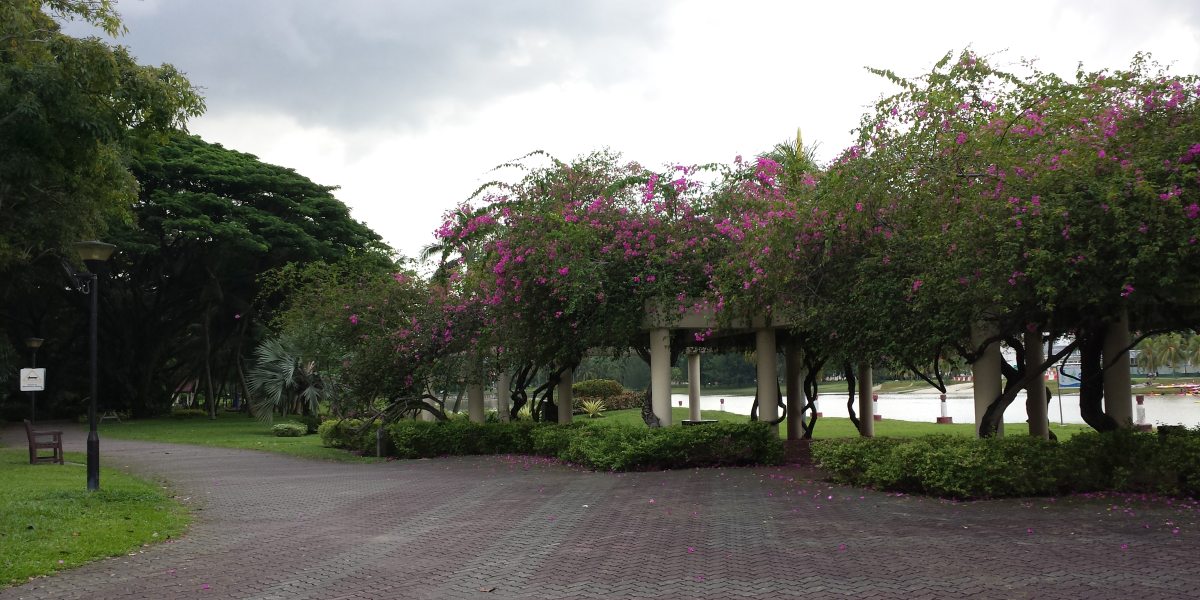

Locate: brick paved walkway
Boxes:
[2,424,1198,599]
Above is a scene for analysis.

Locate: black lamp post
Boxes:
[75,240,116,492]
[24,337,43,423]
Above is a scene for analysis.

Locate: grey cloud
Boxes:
[86,0,672,131]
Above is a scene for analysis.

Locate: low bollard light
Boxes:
[872,393,882,421]
[1135,395,1152,432]
[937,393,953,424]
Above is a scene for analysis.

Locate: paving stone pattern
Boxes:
[2,424,1198,599]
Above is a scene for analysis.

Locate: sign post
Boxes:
[19,368,46,391]
[20,368,46,424]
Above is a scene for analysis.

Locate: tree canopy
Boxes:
[0,0,204,269]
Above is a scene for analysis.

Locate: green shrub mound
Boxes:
[317,418,382,450]
[812,428,1200,499]
[313,418,783,470]
[272,422,307,437]
[570,380,644,413]
[574,390,643,412]
[571,379,624,399]
[557,421,783,471]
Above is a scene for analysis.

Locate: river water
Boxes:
[670,389,1200,428]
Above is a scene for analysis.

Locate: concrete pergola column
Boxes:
[971,322,1004,437]
[497,371,511,422]
[1103,310,1134,428]
[755,328,779,428]
[557,367,573,425]
[857,363,874,437]
[687,351,701,422]
[467,383,486,423]
[785,347,803,440]
[650,328,672,426]
[1025,330,1049,439]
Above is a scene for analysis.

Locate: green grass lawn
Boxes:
[0,449,189,587]
[101,412,379,462]
[585,407,1091,440]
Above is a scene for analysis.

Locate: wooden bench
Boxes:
[24,420,64,465]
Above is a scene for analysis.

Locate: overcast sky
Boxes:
[66,0,1200,260]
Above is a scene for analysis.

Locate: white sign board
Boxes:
[20,368,46,392]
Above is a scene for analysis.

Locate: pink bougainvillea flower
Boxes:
[349,314,359,325]
[687,546,695,554]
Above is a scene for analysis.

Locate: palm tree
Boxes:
[1185,334,1200,375]
[245,337,335,423]
[1159,333,1185,376]
[1136,337,1163,379]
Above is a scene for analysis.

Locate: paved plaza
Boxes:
[2,424,1198,599]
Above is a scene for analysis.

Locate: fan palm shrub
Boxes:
[246,337,336,423]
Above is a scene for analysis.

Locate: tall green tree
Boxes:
[0,0,204,268]
[99,134,385,417]
[2,0,203,417]
[0,133,387,419]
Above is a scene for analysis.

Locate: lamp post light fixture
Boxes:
[74,240,116,492]
[25,337,43,423]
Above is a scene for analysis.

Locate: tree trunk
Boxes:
[1079,325,1119,432]
[799,353,824,439]
[979,339,1023,437]
[509,363,533,420]
[203,307,217,420]
[451,385,465,413]
[979,337,1080,437]
[844,362,861,431]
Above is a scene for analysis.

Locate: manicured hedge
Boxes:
[811,428,1200,499]
[574,390,644,412]
[557,421,783,471]
[317,418,383,451]
[272,422,307,437]
[571,379,624,399]
[314,417,784,471]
